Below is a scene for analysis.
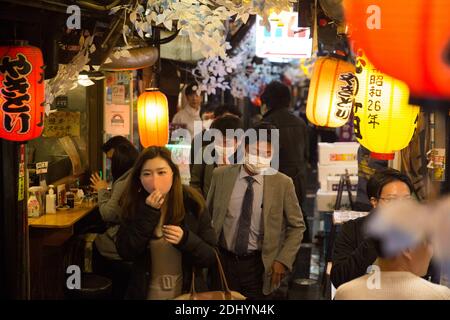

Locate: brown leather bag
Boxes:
[174,249,246,300]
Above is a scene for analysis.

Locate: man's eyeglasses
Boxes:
[379,195,413,203]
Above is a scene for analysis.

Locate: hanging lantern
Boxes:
[353,52,420,160]
[306,56,356,127]
[343,0,450,100]
[0,44,45,141]
[137,88,169,147]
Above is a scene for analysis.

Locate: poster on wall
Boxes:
[42,111,81,138]
[104,104,130,136]
[112,85,126,104]
[427,148,446,182]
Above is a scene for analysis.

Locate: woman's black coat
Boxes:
[116,191,218,299]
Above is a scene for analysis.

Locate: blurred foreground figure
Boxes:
[335,200,450,300]
[331,168,415,288]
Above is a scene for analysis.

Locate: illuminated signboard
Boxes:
[255,11,313,61]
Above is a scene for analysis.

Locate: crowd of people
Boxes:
[86,81,450,300]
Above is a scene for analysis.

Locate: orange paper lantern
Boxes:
[137,88,169,147]
[306,56,356,127]
[353,52,419,160]
[343,0,450,99]
[0,45,45,141]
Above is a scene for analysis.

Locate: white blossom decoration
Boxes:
[112,0,293,59]
[44,35,96,115]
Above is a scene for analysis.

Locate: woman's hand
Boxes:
[90,172,108,191]
[162,225,184,245]
[146,189,165,209]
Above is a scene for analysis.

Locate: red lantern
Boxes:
[343,0,450,100]
[0,44,45,141]
[137,88,169,147]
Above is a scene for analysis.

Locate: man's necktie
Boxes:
[234,176,255,255]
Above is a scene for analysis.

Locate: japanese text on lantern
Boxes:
[335,72,356,120]
[367,68,383,129]
[353,56,364,140]
[0,53,33,135]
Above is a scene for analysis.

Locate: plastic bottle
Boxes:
[66,192,74,208]
[28,187,41,217]
[46,185,56,214]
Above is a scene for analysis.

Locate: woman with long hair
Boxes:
[116,146,217,299]
[90,141,139,299]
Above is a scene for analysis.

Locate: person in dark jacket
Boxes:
[190,104,242,173]
[190,115,244,198]
[90,142,138,299]
[261,81,309,240]
[116,146,218,299]
[330,168,416,288]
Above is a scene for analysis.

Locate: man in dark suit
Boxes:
[190,115,244,198]
[207,123,305,299]
[261,81,310,241]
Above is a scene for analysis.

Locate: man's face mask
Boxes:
[245,153,272,174]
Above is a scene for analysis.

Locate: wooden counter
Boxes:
[28,204,98,299]
[28,204,97,229]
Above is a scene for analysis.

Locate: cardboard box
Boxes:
[318,142,359,165]
[318,163,358,190]
[316,189,356,212]
[326,175,358,192]
[333,210,369,225]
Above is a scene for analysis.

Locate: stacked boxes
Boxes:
[316,142,359,211]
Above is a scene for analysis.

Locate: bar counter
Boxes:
[28,204,97,229]
[28,203,98,299]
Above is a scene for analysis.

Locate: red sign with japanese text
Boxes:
[0,45,45,141]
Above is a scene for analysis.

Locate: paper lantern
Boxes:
[137,88,169,147]
[343,0,450,99]
[0,45,45,141]
[306,56,356,127]
[353,52,419,160]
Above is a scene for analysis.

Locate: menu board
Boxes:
[43,111,81,138]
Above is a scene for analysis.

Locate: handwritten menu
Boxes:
[43,111,81,138]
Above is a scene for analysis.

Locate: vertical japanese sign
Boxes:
[18,143,25,201]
